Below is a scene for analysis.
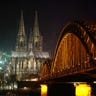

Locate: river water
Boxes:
[1,83,96,96]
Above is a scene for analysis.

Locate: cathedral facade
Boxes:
[8,11,50,81]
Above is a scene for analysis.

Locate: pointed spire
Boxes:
[18,10,25,36]
[15,10,27,51]
[28,10,43,52]
[33,10,40,36]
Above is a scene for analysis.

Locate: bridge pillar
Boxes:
[48,83,75,96]
[91,83,96,95]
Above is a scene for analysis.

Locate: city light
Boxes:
[30,78,38,81]
[41,84,48,96]
[93,81,96,83]
[0,67,2,70]
[0,52,10,66]
[75,83,91,96]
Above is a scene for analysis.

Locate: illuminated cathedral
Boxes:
[8,11,50,81]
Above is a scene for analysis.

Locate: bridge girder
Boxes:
[40,21,96,81]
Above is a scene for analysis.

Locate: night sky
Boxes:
[0,0,96,57]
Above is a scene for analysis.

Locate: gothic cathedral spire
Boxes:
[15,10,27,52]
[28,10,43,52]
[33,10,40,36]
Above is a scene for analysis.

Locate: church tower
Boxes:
[9,10,50,81]
[16,11,27,52]
[28,11,43,52]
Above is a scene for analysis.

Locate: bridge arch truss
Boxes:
[40,21,96,80]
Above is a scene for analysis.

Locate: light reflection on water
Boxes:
[2,83,96,96]
[75,83,91,96]
[41,84,47,96]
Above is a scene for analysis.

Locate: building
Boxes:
[8,11,50,81]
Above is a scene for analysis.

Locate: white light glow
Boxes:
[31,78,38,81]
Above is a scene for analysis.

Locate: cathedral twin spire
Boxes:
[33,11,40,36]
[29,10,43,52]
[16,11,27,52]
[16,10,43,52]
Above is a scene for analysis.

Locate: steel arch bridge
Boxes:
[40,20,96,81]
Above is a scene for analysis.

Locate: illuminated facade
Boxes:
[9,11,50,81]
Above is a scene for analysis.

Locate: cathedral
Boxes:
[8,11,50,81]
